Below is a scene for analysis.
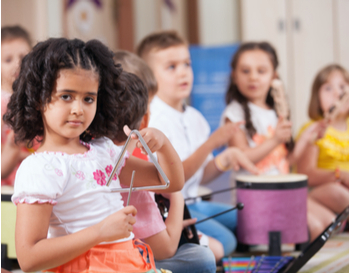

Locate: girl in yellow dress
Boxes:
[296,64,349,241]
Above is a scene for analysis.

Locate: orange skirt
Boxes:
[45,239,157,273]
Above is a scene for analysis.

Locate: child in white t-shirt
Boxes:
[138,30,258,260]
[4,38,184,273]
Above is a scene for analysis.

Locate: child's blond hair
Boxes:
[309,64,349,120]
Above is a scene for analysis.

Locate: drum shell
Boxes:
[236,175,308,245]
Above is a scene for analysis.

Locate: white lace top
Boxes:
[12,137,133,243]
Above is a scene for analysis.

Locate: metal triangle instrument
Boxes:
[106,129,170,192]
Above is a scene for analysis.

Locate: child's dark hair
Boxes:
[225,42,294,152]
[1,25,32,46]
[136,30,187,61]
[108,71,148,143]
[114,50,158,98]
[3,38,122,146]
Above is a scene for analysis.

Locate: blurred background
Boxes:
[1,0,349,134]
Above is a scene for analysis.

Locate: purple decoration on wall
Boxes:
[163,0,176,12]
[67,0,102,9]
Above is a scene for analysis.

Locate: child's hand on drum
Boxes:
[216,147,259,174]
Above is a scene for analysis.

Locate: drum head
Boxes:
[236,174,308,190]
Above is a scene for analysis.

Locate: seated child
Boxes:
[137,30,258,258]
[296,64,349,241]
[111,51,216,273]
[4,37,184,273]
[1,25,32,185]
[221,42,293,175]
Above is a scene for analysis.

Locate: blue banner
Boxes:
[189,44,239,134]
[189,44,240,155]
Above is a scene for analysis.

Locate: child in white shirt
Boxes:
[138,30,258,259]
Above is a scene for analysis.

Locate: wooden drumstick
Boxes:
[271,79,289,120]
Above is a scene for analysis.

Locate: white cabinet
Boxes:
[240,0,349,134]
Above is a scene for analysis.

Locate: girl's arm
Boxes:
[296,144,338,187]
[15,203,137,272]
[142,192,184,260]
[120,126,184,193]
[226,117,291,163]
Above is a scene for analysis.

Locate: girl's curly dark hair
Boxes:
[225,42,294,152]
[3,38,123,146]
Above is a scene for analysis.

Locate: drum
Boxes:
[236,174,308,245]
[1,185,17,259]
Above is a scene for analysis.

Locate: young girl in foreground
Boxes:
[296,64,349,241]
[3,38,184,273]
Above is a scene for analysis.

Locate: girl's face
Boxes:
[319,70,349,114]
[42,68,99,144]
[1,38,31,92]
[233,49,276,105]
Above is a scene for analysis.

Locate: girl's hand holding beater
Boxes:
[95,206,137,243]
[273,117,292,144]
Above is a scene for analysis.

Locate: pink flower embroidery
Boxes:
[75,171,85,180]
[109,149,116,158]
[93,170,106,186]
[105,165,117,180]
[55,169,63,176]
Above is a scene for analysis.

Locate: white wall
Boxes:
[133,0,160,47]
[2,0,48,44]
[133,0,188,48]
[47,0,64,38]
[198,0,240,45]
[333,0,349,70]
